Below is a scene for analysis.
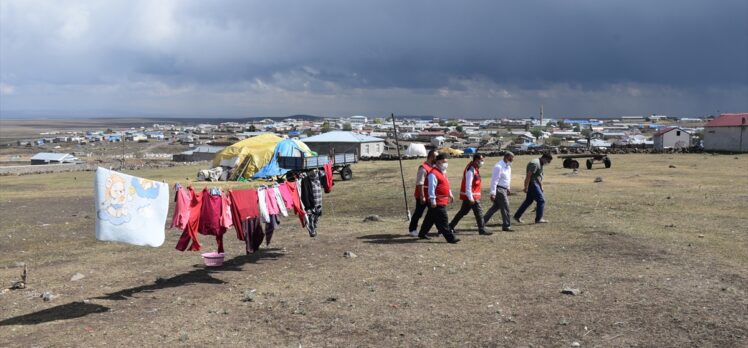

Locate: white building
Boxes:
[703,113,748,152]
[653,127,691,150]
[30,152,80,165]
[301,131,385,157]
[348,115,368,126]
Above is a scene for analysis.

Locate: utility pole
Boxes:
[121,133,125,170]
[391,113,410,221]
[540,104,544,127]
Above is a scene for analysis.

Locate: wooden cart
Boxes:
[278,153,358,180]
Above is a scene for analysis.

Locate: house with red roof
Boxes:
[653,127,691,150]
[703,113,748,152]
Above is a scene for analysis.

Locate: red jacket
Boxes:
[459,162,481,201]
[429,167,451,206]
[414,162,432,199]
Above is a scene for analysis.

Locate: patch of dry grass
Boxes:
[0,154,746,347]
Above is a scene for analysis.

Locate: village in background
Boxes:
[0,112,746,177]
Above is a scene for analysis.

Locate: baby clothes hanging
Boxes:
[257,187,270,223]
[170,184,192,229]
[242,217,264,253]
[198,187,228,253]
[278,183,295,210]
[322,163,334,193]
[264,214,280,246]
[221,192,233,229]
[284,180,307,227]
[272,186,289,217]
[301,171,323,237]
[176,187,202,251]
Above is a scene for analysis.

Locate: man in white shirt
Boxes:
[483,151,515,231]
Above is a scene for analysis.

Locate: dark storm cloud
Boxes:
[1,0,746,117]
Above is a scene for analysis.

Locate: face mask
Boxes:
[440,163,448,170]
[478,161,484,168]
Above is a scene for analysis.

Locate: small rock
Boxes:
[83,299,91,304]
[363,215,382,222]
[698,234,704,238]
[344,251,357,258]
[666,196,671,199]
[242,289,256,302]
[561,287,581,296]
[571,342,580,347]
[594,176,603,183]
[669,165,676,168]
[70,273,85,281]
[325,296,338,302]
[11,281,25,290]
[41,292,56,302]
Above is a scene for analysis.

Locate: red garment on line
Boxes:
[170,184,191,229]
[284,181,306,227]
[175,187,202,251]
[228,189,260,241]
[199,188,227,253]
[323,163,334,193]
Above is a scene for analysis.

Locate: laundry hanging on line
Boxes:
[94,167,169,247]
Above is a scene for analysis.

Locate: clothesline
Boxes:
[94,163,335,252]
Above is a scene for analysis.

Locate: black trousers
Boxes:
[408,198,428,232]
[449,200,486,232]
[419,205,457,242]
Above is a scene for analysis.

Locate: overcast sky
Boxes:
[1,0,747,119]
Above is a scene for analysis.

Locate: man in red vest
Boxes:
[449,153,492,235]
[408,150,438,237]
[417,154,460,243]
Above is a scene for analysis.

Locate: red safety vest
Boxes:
[459,162,481,201]
[414,162,432,199]
[430,167,451,206]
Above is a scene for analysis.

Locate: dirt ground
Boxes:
[0,154,746,347]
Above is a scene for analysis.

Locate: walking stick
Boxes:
[391,113,411,221]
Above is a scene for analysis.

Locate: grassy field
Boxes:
[0,154,746,347]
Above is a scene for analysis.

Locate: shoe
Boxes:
[478,230,493,236]
[535,219,548,224]
[513,216,524,224]
[409,230,418,237]
[447,238,460,244]
[418,235,431,240]
[502,227,514,232]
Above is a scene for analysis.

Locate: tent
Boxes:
[438,147,463,156]
[463,147,477,154]
[253,139,314,178]
[212,134,283,179]
[404,143,428,157]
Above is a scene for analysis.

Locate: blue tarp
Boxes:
[253,139,312,178]
[464,147,477,154]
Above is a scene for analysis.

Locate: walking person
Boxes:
[408,150,438,237]
[483,151,515,231]
[449,153,492,235]
[514,153,553,224]
[418,154,460,243]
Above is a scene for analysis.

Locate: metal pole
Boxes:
[121,132,125,171]
[391,113,410,220]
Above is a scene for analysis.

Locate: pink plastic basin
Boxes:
[201,252,225,267]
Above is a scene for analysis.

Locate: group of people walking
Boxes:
[408,150,554,243]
